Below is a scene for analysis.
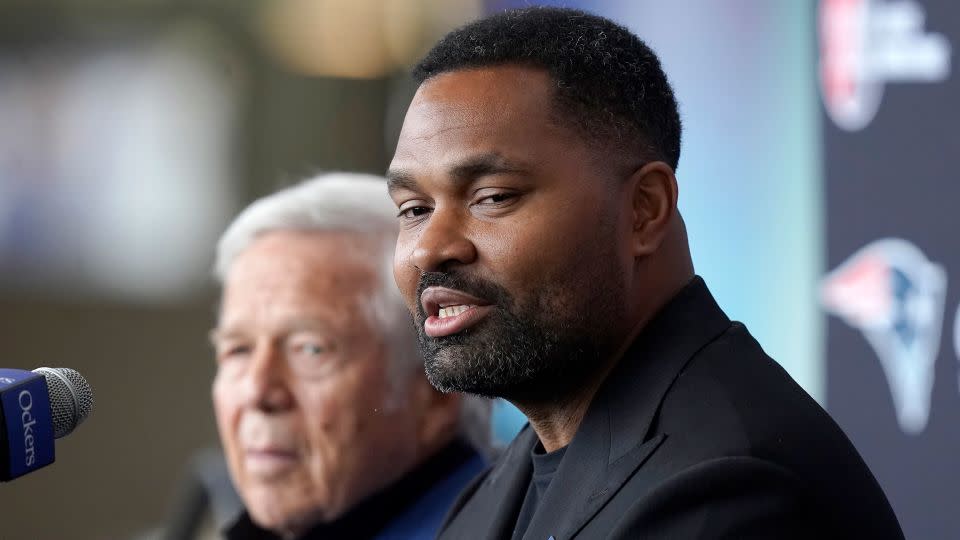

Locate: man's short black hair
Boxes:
[413,7,682,171]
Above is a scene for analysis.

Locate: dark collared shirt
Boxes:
[226,439,480,540]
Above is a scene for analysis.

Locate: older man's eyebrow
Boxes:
[209,327,244,347]
[284,318,337,335]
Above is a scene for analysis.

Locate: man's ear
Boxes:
[627,161,679,257]
[409,376,461,450]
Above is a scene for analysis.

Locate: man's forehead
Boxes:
[215,277,376,337]
[409,66,555,122]
[231,231,379,272]
[221,232,379,311]
[391,67,568,175]
[248,228,375,251]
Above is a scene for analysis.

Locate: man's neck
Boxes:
[514,272,694,452]
[513,325,638,452]
[517,360,617,453]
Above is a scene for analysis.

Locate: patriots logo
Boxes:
[820,238,946,434]
[818,0,951,131]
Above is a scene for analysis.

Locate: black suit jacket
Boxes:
[438,277,903,540]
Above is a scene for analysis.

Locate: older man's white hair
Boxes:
[214,172,416,386]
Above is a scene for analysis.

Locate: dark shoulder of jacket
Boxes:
[436,465,491,534]
[663,321,833,450]
[655,322,903,538]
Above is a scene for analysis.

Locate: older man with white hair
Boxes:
[210,172,485,540]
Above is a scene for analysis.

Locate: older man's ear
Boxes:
[408,376,463,455]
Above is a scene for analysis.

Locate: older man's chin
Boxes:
[244,483,330,540]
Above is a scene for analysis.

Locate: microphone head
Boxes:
[32,367,94,439]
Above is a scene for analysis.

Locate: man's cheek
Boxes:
[310,392,358,448]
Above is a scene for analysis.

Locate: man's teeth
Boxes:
[438,305,473,318]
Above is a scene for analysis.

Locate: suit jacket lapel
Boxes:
[521,409,667,540]
[523,277,731,540]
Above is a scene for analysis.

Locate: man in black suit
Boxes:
[387,7,903,539]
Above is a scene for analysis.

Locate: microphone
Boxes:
[0,367,94,481]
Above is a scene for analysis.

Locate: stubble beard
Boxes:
[413,265,626,404]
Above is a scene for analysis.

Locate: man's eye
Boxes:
[480,193,514,204]
[290,338,333,358]
[299,343,328,355]
[475,191,519,207]
[287,339,340,378]
[397,206,432,219]
[218,344,251,361]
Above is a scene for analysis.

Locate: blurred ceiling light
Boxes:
[383,0,427,69]
[259,0,482,79]
[260,0,391,79]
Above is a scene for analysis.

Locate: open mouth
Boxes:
[420,287,494,338]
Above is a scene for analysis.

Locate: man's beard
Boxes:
[413,269,625,402]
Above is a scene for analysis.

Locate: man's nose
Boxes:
[242,342,294,412]
[409,206,477,272]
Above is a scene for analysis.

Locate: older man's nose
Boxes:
[243,343,294,412]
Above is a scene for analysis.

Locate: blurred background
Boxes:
[0,0,955,538]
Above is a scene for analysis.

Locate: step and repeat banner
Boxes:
[818,0,958,537]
